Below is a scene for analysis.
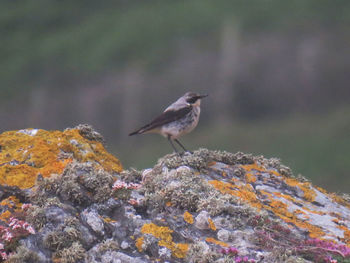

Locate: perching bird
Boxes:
[129,92,208,153]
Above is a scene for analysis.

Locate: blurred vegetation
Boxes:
[1,0,350,95]
[0,0,349,192]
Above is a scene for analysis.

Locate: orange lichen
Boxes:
[171,243,189,258]
[245,173,257,183]
[294,209,306,215]
[208,180,236,195]
[208,160,350,245]
[269,170,282,177]
[208,218,217,231]
[0,128,122,189]
[345,230,350,246]
[234,187,262,209]
[208,161,217,166]
[208,180,262,209]
[315,186,328,194]
[332,218,339,224]
[0,196,21,208]
[284,178,316,202]
[0,210,12,221]
[166,202,173,207]
[329,193,350,209]
[269,200,294,219]
[272,192,301,204]
[103,217,117,223]
[336,225,350,246]
[140,223,188,258]
[302,206,326,216]
[330,212,345,221]
[135,236,144,252]
[183,211,194,224]
[259,189,273,198]
[241,163,266,173]
[0,196,24,222]
[209,176,328,240]
[205,237,229,247]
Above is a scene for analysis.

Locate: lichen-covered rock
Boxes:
[0,124,121,189]
[0,125,122,261]
[0,126,349,263]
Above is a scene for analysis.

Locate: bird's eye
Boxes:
[187,97,198,104]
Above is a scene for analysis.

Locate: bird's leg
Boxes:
[174,139,193,154]
[168,136,179,154]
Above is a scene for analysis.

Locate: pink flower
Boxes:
[2,231,13,242]
[228,247,238,255]
[235,256,242,263]
[26,226,36,234]
[113,180,141,190]
[21,203,32,210]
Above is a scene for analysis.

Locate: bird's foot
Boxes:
[174,150,193,158]
[179,151,193,157]
[177,151,185,157]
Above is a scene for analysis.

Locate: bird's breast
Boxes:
[160,106,200,139]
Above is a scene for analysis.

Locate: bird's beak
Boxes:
[198,94,208,99]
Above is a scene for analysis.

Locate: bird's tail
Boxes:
[129,122,154,136]
[129,130,140,136]
[129,127,147,136]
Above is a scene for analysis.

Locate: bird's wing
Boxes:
[129,106,192,136]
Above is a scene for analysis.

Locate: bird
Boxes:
[129,92,208,153]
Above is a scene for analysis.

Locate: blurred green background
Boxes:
[1,0,349,192]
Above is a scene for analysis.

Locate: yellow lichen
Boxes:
[205,237,228,247]
[140,223,188,258]
[0,128,122,189]
[208,218,216,231]
[135,236,144,252]
[172,243,189,258]
[183,211,194,224]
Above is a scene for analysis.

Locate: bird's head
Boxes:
[183,92,208,106]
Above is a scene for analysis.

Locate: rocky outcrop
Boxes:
[0,126,349,263]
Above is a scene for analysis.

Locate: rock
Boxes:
[217,229,231,242]
[0,126,348,263]
[120,241,129,250]
[81,208,105,235]
[194,211,210,230]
